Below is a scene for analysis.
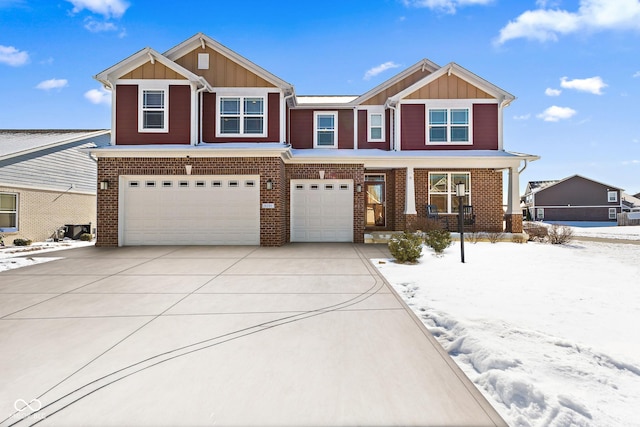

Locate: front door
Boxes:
[365,182,385,227]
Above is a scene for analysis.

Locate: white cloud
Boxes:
[84,17,118,32]
[364,61,401,80]
[0,45,29,66]
[84,87,111,105]
[496,0,640,44]
[402,0,493,14]
[560,76,607,94]
[537,105,577,122]
[35,78,68,91]
[545,87,562,96]
[513,114,531,120]
[633,71,640,78]
[66,0,129,18]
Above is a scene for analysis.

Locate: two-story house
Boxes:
[90,33,538,247]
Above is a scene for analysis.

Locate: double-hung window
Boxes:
[219,96,265,136]
[428,172,470,213]
[368,111,384,142]
[428,107,470,144]
[139,86,168,132]
[314,111,337,148]
[0,193,18,231]
[607,191,618,203]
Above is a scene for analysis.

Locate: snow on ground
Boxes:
[540,222,640,241]
[375,237,640,427]
[0,240,93,271]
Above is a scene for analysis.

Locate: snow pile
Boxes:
[375,240,640,427]
[0,256,62,272]
[0,240,93,271]
[540,222,640,241]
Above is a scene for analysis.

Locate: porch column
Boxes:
[405,166,417,230]
[505,166,523,233]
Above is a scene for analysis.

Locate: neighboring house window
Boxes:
[139,87,168,132]
[368,111,384,142]
[427,107,470,144]
[536,208,544,220]
[0,193,18,231]
[428,172,470,213]
[314,111,338,148]
[609,208,617,220]
[608,191,618,202]
[218,96,265,136]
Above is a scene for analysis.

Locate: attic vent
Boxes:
[198,53,210,70]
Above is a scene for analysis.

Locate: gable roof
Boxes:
[0,130,110,161]
[388,62,515,106]
[163,33,293,92]
[530,174,624,194]
[94,47,212,91]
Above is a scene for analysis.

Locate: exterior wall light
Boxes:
[356,184,362,193]
[266,179,273,190]
[99,180,109,190]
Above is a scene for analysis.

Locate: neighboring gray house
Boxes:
[522,175,623,222]
[0,130,110,243]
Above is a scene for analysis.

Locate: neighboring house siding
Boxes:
[0,185,96,242]
[535,176,619,207]
[115,85,191,145]
[201,92,280,143]
[0,138,109,193]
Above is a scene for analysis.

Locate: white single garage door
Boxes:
[290,179,354,242]
[121,175,260,245]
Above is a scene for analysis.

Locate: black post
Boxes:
[458,196,465,263]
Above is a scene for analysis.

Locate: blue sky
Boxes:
[1,0,639,194]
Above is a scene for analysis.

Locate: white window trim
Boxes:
[428,172,471,214]
[367,109,385,143]
[0,192,18,232]
[607,191,618,203]
[215,94,268,138]
[138,83,169,133]
[314,111,338,148]
[536,208,544,220]
[609,208,617,219]
[424,100,473,146]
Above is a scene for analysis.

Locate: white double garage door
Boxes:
[119,175,353,245]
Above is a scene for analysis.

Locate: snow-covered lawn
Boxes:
[0,240,94,272]
[374,228,640,427]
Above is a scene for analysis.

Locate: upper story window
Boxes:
[427,106,471,144]
[368,111,384,142]
[607,191,618,203]
[139,86,168,133]
[0,193,18,232]
[218,96,266,137]
[314,111,337,148]
[428,172,470,213]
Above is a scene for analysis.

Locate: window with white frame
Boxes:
[368,111,384,142]
[428,172,470,213]
[314,111,337,148]
[139,87,168,132]
[609,208,617,219]
[428,107,470,144]
[218,96,265,136]
[0,193,18,231]
[536,208,544,220]
[608,191,618,202]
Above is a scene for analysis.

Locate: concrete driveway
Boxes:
[0,244,506,427]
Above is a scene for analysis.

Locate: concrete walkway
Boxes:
[0,244,506,426]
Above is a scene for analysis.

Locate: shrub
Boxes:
[512,234,527,244]
[407,217,444,233]
[424,228,452,255]
[524,223,548,242]
[79,233,93,241]
[548,224,574,244]
[13,238,32,246]
[467,231,483,244]
[486,231,505,244]
[388,232,423,264]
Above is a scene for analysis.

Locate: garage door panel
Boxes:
[290,179,353,243]
[121,175,260,246]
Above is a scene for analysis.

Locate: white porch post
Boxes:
[405,166,417,215]
[507,166,520,215]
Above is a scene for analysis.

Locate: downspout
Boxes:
[103,79,115,145]
[283,91,294,145]
[385,99,398,151]
[195,77,210,145]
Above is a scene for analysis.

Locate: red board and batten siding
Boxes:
[115,85,191,145]
[400,103,498,150]
[201,92,280,142]
[357,110,392,150]
[289,109,354,149]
